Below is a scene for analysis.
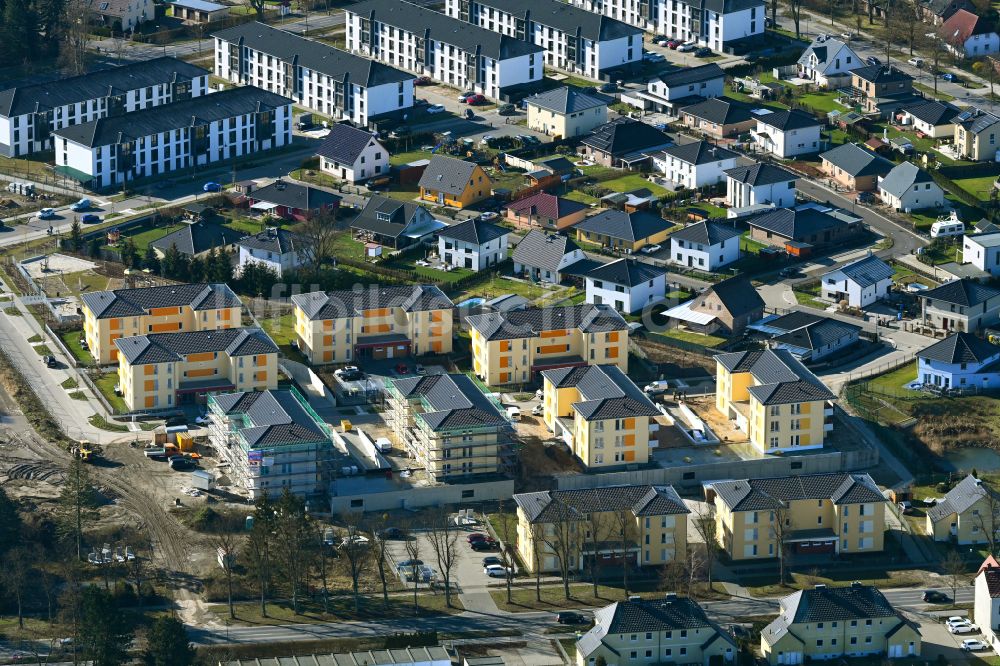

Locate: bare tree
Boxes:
[692,505,719,590]
[531,531,543,602]
[584,509,612,597]
[124,536,152,611]
[246,493,276,618]
[402,526,423,614]
[426,510,461,608]
[338,517,372,614]
[943,550,966,603]
[58,0,93,75]
[537,506,579,600]
[788,0,804,39]
[658,557,688,594]
[367,514,394,608]
[247,0,267,19]
[770,502,792,586]
[2,547,33,629]
[274,491,313,615]
[495,501,517,605]
[314,523,331,613]
[931,37,948,95]
[770,0,778,33]
[298,208,340,269]
[972,480,1000,555]
[687,546,706,599]
[900,0,921,56]
[612,508,640,597]
[213,533,240,620]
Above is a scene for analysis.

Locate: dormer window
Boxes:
[376,211,391,222]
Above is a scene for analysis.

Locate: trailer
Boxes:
[190,469,215,491]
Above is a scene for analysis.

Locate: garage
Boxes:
[777,652,803,664]
[787,529,838,555]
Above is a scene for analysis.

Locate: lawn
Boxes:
[913,82,955,102]
[449,274,554,303]
[952,175,998,203]
[59,329,93,365]
[908,196,982,231]
[331,231,367,260]
[93,372,129,413]
[258,312,296,347]
[120,222,185,251]
[740,232,769,254]
[289,168,342,191]
[210,594,464,626]
[659,328,727,348]
[89,413,128,432]
[389,149,436,167]
[600,174,669,196]
[562,190,600,205]
[797,90,844,114]
[867,361,919,395]
[793,289,829,310]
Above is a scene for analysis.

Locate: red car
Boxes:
[465,94,487,105]
[467,532,488,543]
[667,40,681,49]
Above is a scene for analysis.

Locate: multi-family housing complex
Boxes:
[577,596,737,666]
[81,283,243,364]
[715,349,836,453]
[213,22,415,127]
[568,0,765,52]
[345,0,544,100]
[444,0,642,79]
[761,584,920,664]
[708,473,887,561]
[467,304,629,386]
[385,373,513,481]
[114,327,279,411]
[0,57,208,158]
[207,388,333,499]
[513,485,689,573]
[291,285,455,365]
[54,86,292,190]
[541,364,661,469]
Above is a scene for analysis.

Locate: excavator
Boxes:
[71,441,101,463]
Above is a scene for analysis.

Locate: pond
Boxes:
[938,447,1000,474]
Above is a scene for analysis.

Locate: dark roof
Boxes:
[764,310,826,332]
[820,143,895,177]
[747,208,847,241]
[756,109,821,131]
[417,155,483,196]
[574,210,673,243]
[580,118,672,157]
[316,124,384,164]
[466,304,628,341]
[437,217,508,245]
[250,180,341,211]
[149,223,243,256]
[877,161,935,198]
[212,389,328,447]
[211,22,413,87]
[670,220,741,246]
[724,162,798,186]
[237,228,305,255]
[350,196,430,239]
[679,96,753,125]
[712,473,885,512]
[660,140,738,165]
[468,0,641,40]
[956,108,1000,134]
[703,276,764,318]
[920,278,1000,306]
[918,332,1000,364]
[653,63,726,88]
[542,364,660,421]
[714,348,835,405]
[782,584,900,623]
[928,474,998,521]
[515,484,688,524]
[853,64,914,84]
[833,254,894,288]
[512,230,580,273]
[347,0,544,60]
[526,86,611,115]
[291,285,454,320]
[598,597,713,633]
[391,373,509,431]
[773,317,861,351]
[905,100,962,126]
[0,57,207,118]
[505,192,588,221]
[585,258,665,288]
[53,86,291,148]
[81,283,240,319]
[114,327,277,364]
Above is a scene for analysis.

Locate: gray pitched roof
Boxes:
[525,86,611,115]
[928,474,998,521]
[834,254,894,288]
[211,22,413,87]
[797,36,860,74]
[852,64,913,84]
[679,96,753,126]
[438,217,508,245]
[585,258,665,287]
[468,0,641,40]
[220,647,452,666]
[542,364,660,421]
[957,108,1000,134]
[920,278,1000,306]
[905,100,961,126]
[747,208,847,241]
[580,118,672,156]
[350,196,429,239]
[238,227,305,255]
[756,109,821,131]
[212,389,329,448]
[347,0,544,60]
[712,473,884,512]
[773,317,861,351]
[919,332,1000,364]
[659,140,738,165]
[670,220,741,246]
[316,124,384,165]
[766,584,901,639]
[149,223,242,257]
[417,155,482,196]
[114,327,277,364]
[53,86,292,148]
[515,484,688,524]
[466,304,628,341]
[724,162,798,186]
[714,348,835,405]
[702,276,764,318]
[820,143,895,177]
[574,210,673,243]
[653,63,726,88]
[250,180,341,211]
[291,285,454,320]
[878,161,935,198]
[512,230,580,273]
[391,373,509,431]
[81,283,241,319]
[0,57,207,118]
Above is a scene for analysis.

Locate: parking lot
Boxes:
[384,524,509,597]
[917,615,996,664]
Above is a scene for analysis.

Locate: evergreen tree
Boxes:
[69,218,82,251]
[121,237,139,269]
[142,246,160,274]
[211,248,233,283]
[88,237,102,259]
[0,487,22,558]
[36,0,64,51]
[162,244,180,279]
[57,458,97,560]
[189,256,205,283]
[80,587,133,666]
[1,0,38,65]
[144,616,194,666]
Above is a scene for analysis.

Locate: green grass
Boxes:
[26,334,41,343]
[59,329,92,365]
[794,290,829,310]
[952,175,998,203]
[209,594,464,626]
[908,196,982,231]
[121,223,185,251]
[225,217,269,235]
[68,391,87,401]
[4,306,21,316]
[88,413,128,432]
[659,328,727,348]
[331,231,367,260]
[61,377,78,389]
[913,82,955,101]
[450,275,553,303]
[562,190,599,205]
[258,312,296,348]
[93,372,129,414]
[289,168,342,191]
[389,149,436,167]
[600,174,669,196]
[32,344,52,356]
[797,91,843,113]
[867,361,919,395]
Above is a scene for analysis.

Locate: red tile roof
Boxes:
[505,192,588,221]
[939,9,996,44]
[980,554,1000,575]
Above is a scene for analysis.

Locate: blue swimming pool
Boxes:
[455,297,486,308]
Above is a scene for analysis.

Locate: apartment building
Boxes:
[715,348,836,454]
[213,22,414,127]
[53,86,292,190]
[761,584,920,664]
[345,0,544,100]
[291,285,455,365]
[81,283,242,365]
[445,0,642,79]
[207,388,333,499]
[577,596,736,666]
[568,0,765,52]
[926,474,1000,544]
[541,364,660,468]
[467,304,629,387]
[708,473,887,561]
[513,485,689,574]
[0,57,208,157]
[115,327,279,411]
[385,373,513,481]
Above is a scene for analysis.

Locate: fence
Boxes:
[639,330,720,357]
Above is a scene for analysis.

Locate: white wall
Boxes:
[726,178,796,208]
[754,120,821,157]
[439,234,509,270]
[975,574,1000,651]
[652,76,725,102]
[653,154,737,189]
[821,271,891,308]
[238,247,302,277]
[670,235,740,271]
[878,179,945,211]
[320,136,389,183]
[964,236,1000,276]
[586,273,666,313]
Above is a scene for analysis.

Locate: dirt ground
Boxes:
[634,337,716,373]
[0,182,72,218]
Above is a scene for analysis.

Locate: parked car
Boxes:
[397,559,423,568]
[694,47,712,57]
[652,35,669,45]
[640,244,662,254]
[840,31,854,40]
[856,191,875,204]
[70,198,91,211]
[599,82,618,92]
[194,415,210,426]
[946,616,969,626]
[340,534,370,548]
[667,39,681,49]
[962,639,987,651]
[907,56,924,68]
[484,564,513,577]
[941,72,955,82]
[471,538,499,551]
[779,266,802,278]
[379,527,404,539]
[531,404,544,416]
[415,76,433,85]
[677,42,697,52]
[865,56,881,67]
[922,590,949,603]
[506,406,521,421]
[518,134,540,145]
[427,104,446,114]
[37,208,55,219]
[467,533,488,543]
[557,611,587,624]
[43,355,58,368]
[479,212,499,221]
[643,52,665,62]
[466,94,487,105]
[644,380,671,396]
[898,500,913,514]
[949,622,979,634]
[202,182,222,192]
[482,556,502,567]
[80,213,100,224]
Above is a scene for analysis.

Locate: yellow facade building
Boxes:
[576,595,736,666]
[541,364,660,469]
[467,304,629,387]
[81,283,242,364]
[714,349,836,454]
[114,327,278,411]
[761,583,921,664]
[417,155,492,209]
[709,473,887,561]
[290,285,454,365]
[926,474,1000,545]
[513,485,689,574]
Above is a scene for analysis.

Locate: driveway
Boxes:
[918,618,993,664]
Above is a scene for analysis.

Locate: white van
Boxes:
[506,406,521,421]
[930,220,964,238]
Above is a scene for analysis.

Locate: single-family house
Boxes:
[900,100,961,138]
[150,222,243,259]
[418,155,492,209]
[725,163,798,209]
[747,207,857,255]
[939,9,1000,58]
[577,118,673,169]
[624,64,726,116]
[584,258,667,314]
[574,210,674,253]
[797,35,864,88]
[877,162,944,211]
[679,96,756,139]
[918,331,1000,389]
[819,142,895,192]
[919,278,1000,333]
[916,0,975,24]
[955,108,1000,161]
[237,228,307,277]
[248,180,341,221]
[755,310,862,362]
[437,217,509,271]
[821,254,894,308]
[316,124,389,184]
[504,192,590,231]
[927,474,1000,544]
[91,0,152,30]
[665,276,764,336]
[350,196,446,249]
[751,109,822,158]
[975,557,1000,652]
[851,65,920,117]
[512,230,591,283]
[669,220,742,271]
[963,230,1000,276]
[525,86,610,138]
[652,141,739,190]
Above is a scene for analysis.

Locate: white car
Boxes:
[962,639,987,651]
[427,104,446,114]
[479,212,499,221]
[908,56,924,68]
[484,564,513,577]
[644,380,671,395]
[946,616,968,625]
[531,404,544,416]
[195,415,210,426]
[335,365,360,376]
[340,534,370,548]
[677,42,697,52]
[506,406,521,421]
[949,623,979,634]
[641,244,662,254]
[37,208,55,219]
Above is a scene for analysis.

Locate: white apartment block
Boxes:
[445,0,642,79]
[569,0,765,52]
[346,0,544,100]
[213,22,414,127]
[53,87,292,191]
[0,57,208,157]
